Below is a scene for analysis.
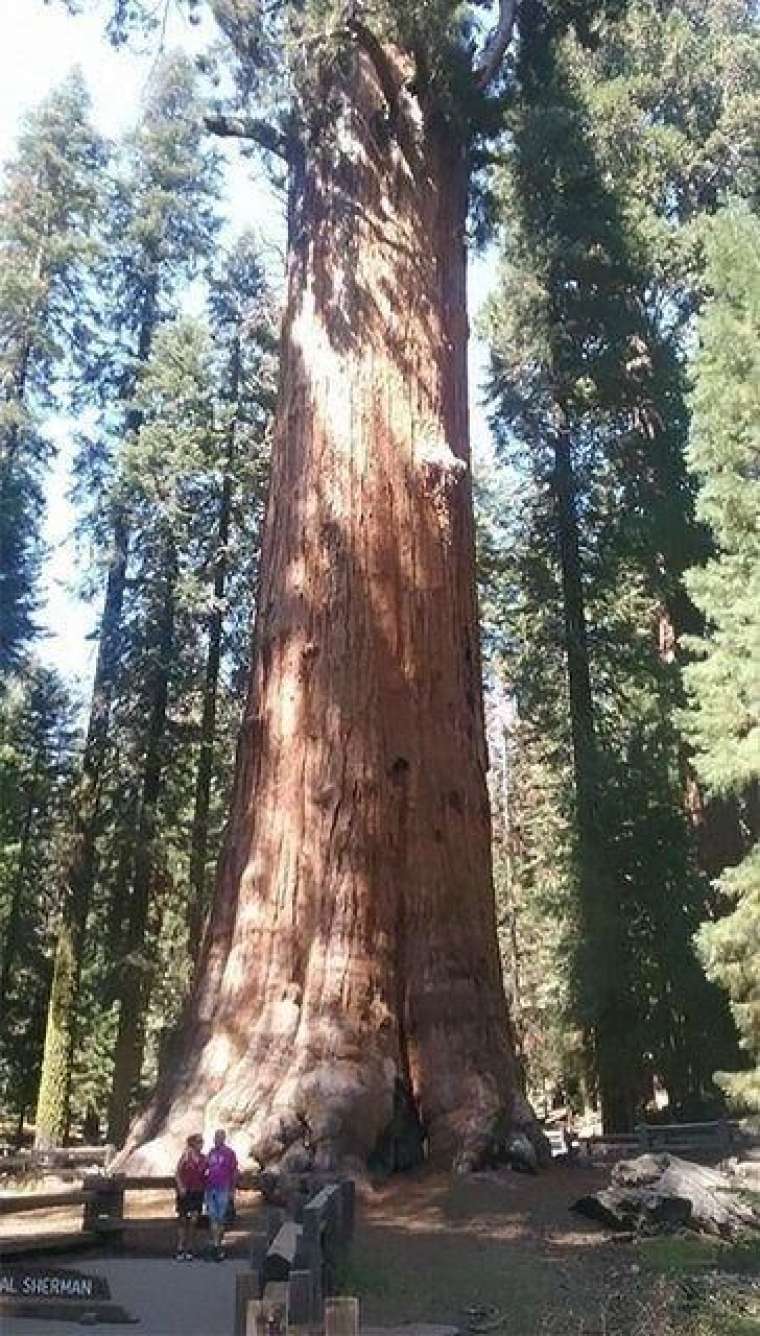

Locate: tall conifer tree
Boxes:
[0,665,79,1133]
[485,0,747,1127]
[35,55,222,1147]
[105,237,274,1139]
[686,209,760,1112]
[0,73,105,672]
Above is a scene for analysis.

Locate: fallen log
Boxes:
[572,1153,760,1237]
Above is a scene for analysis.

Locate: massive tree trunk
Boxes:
[121,45,533,1176]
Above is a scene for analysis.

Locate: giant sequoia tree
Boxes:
[66,0,637,1175]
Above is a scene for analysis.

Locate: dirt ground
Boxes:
[348,1164,657,1335]
[2,1162,759,1334]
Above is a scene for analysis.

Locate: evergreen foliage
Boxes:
[0,665,79,1131]
[0,73,105,672]
[685,208,760,1111]
[4,0,753,1147]
[35,57,228,1146]
[105,251,275,1137]
[482,0,757,1126]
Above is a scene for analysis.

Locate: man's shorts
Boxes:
[205,1186,231,1225]
[176,1190,204,1219]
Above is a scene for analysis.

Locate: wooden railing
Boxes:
[0,1145,114,1178]
[235,1179,356,1336]
[579,1119,739,1160]
[0,1169,348,1260]
[635,1119,735,1155]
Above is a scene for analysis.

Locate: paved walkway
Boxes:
[1,1257,463,1335]
[1,1256,250,1334]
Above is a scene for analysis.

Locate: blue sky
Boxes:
[0,0,496,698]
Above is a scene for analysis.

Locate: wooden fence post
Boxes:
[265,1206,286,1243]
[235,1273,260,1336]
[339,1180,355,1244]
[287,1269,313,1326]
[248,1229,268,1277]
[81,1174,125,1242]
[325,1296,359,1336]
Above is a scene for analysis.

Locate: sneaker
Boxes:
[214,1247,225,1262]
[174,1251,184,1262]
[183,1252,194,1261]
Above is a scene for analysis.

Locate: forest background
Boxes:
[0,0,758,1152]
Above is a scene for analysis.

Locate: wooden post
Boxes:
[82,1174,125,1242]
[248,1229,269,1273]
[325,1296,359,1336]
[265,1206,286,1243]
[287,1269,313,1326]
[339,1179,355,1244]
[235,1273,260,1336]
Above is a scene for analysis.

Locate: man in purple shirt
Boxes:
[205,1128,238,1260]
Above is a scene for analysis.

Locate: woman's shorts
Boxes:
[205,1186,231,1225]
[176,1190,204,1219]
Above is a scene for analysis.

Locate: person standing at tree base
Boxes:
[205,1128,238,1261]
[174,1133,206,1260]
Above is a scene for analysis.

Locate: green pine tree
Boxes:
[0,664,79,1136]
[685,208,760,1112]
[0,72,105,673]
[106,236,275,1141]
[484,0,743,1127]
[35,54,222,1148]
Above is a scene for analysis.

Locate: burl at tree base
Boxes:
[119,19,544,1177]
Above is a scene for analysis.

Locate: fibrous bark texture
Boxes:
[120,46,534,1176]
[573,1153,760,1237]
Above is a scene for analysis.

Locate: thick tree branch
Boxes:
[345,18,426,176]
[204,114,289,159]
[345,18,402,115]
[475,0,519,88]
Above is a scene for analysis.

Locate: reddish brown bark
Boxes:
[121,46,532,1175]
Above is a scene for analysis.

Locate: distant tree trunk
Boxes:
[34,518,129,1149]
[35,285,158,1149]
[106,785,139,963]
[553,423,640,1132]
[108,538,176,1145]
[187,339,240,953]
[120,46,534,1176]
[0,343,33,668]
[0,759,39,1017]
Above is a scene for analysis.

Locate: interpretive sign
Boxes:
[0,1264,111,1301]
